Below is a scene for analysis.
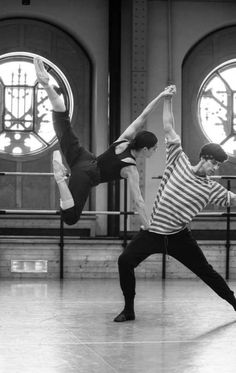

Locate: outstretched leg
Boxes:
[51,112,97,225]
[34,57,95,224]
[168,229,236,310]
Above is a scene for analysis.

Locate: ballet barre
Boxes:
[3,172,236,280]
[152,175,236,180]
[0,209,138,215]
[198,212,236,217]
[0,206,137,279]
[0,175,133,278]
[3,209,235,217]
[0,171,71,178]
[0,172,54,176]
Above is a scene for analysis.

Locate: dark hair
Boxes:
[129,130,158,150]
[199,143,228,163]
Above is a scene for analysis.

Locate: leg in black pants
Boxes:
[168,229,236,308]
[114,229,236,322]
[114,230,166,322]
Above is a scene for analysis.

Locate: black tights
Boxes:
[52,111,100,225]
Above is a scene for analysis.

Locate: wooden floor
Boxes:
[0,278,236,372]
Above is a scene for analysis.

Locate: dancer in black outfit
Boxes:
[114,85,236,322]
[34,58,168,227]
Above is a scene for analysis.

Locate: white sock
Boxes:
[60,198,74,210]
[56,176,66,184]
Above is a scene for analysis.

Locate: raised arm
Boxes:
[122,166,149,229]
[34,57,66,112]
[163,85,178,142]
[117,90,166,142]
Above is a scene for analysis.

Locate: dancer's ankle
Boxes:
[60,198,74,210]
[55,175,66,184]
[124,297,134,313]
[53,161,67,184]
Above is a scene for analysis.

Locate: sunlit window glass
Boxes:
[198,60,236,158]
[0,52,73,157]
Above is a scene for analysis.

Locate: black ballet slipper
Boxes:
[113,310,135,322]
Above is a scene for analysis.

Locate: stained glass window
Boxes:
[0,52,73,157]
[198,60,236,158]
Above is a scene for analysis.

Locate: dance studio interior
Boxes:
[0,0,236,372]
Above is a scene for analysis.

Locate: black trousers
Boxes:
[52,111,100,225]
[118,228,236,306]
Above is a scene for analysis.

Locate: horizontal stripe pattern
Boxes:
[149,139,229,234]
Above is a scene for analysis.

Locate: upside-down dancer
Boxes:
[34,57,170,227]
[114,85,236,322]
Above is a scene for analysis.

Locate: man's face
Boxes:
[201,158,221,176]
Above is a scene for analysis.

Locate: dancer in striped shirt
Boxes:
[114,85,236,322]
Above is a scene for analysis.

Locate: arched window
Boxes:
[0,52,73,157]
[198,60,236,158]
[0,18,92,211]
[183,25,236,169]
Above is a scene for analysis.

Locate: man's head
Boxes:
[200,143,228,163]
[199,143,228,176]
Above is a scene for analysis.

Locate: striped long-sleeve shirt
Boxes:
[149,137,230,235]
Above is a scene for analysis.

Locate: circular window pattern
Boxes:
[198,60,236,158]
[0,52,73,157]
